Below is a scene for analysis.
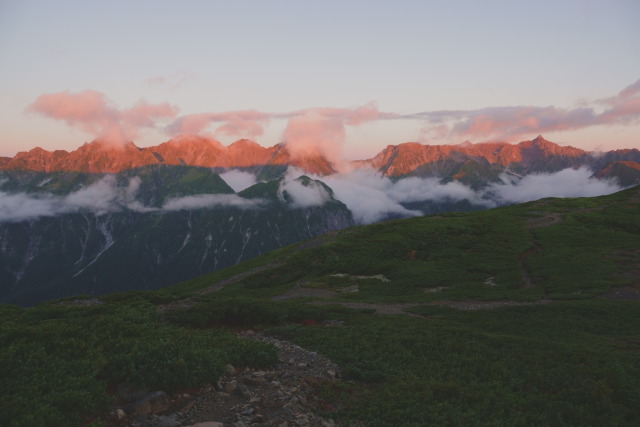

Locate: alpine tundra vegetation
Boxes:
[1,185,639,426]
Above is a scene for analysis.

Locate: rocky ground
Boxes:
[105,331,341,427]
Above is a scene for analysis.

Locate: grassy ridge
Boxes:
[174,186,639,303]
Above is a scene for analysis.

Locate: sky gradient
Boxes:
[1,0,639,159]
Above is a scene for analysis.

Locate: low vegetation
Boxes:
[274,300,640,425]
[0,297,277,426]
[1,186,639,425]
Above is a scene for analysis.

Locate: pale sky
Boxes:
[1,0,639,158]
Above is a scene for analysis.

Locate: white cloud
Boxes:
[388,176,486,204]
[0,176,152,222]
[0,175,265,223]
[321,169,422,224]
[314,167,621,224]
[162,194,264,210]
[219,170,258,192]
[486,167,621,204]
[278,172,332,208]
[0,167,623,224]
[0,192,59,222]
[64,176,148,214]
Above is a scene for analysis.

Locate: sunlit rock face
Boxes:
[5,136,639,178]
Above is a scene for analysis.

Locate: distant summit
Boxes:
[362,136,602,177]
[594,160,640,187]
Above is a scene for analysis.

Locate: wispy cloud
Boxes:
[25,79,640,157]
[414,78,640,142]
[163,79,639,158]
[162,194,264,210]
[166,103,392,168]
[0,176,150,222]
[166,110,270,139]
[282,109,346,166]
[26,90,179,147]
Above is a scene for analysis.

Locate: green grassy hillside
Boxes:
[1,186,639,426]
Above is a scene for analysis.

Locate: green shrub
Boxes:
[0,301,279,425]
[164,297,326,329]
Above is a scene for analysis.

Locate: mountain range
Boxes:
[1,135,639,305]
[2,135,640,185]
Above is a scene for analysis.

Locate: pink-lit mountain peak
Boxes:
[0,136,631,177]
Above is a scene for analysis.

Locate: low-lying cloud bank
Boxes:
[0,167,623,224]
[0,176,264,223]
[310,167,622,224]
[485,168,621,204]
[0,176,149,222]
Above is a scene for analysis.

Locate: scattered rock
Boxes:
[243,376,266,386]
[129,391,171,416]
[251,413,265,423]
[224,381,237,394]
[157,414,181,427]
[240,407,254,416]
[184,423,224,427]
[339,284,359,294]
[180,399,197,412]
[108,333,339,427]
[484,276,498,286]
[424,286,449,293]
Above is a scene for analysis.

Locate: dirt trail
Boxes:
[272,281,338,301]
[157,262,287,313]
[526,212,563,229]
[310,301,426,317]
[311,299,550,314]
[200,262,286,294]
